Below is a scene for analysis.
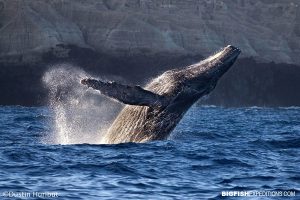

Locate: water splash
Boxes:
[42,65,121,144]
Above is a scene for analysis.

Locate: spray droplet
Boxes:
[42,64,121,144]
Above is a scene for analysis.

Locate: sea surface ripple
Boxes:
[0,106,299,199]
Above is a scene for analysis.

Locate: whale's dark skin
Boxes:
[81,45,241,144]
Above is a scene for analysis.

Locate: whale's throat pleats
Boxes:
[102,106,149,143]
[101,74,186,144]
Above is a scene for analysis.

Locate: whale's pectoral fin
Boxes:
[81,78,167,107]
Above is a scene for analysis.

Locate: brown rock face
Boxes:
[0,0,299,106]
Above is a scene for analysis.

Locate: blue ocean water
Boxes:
[0,106,299,199]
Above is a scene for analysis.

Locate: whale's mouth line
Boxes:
[187,45,241,75]
[205,45,240,63]
[207,45,241,78]
[218,45,241,64]
[184,45,241,81]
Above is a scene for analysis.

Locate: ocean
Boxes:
[0,106,299,199]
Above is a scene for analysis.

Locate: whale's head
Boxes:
[147,45,241,108]
[180,45,241,98]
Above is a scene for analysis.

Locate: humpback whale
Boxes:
[81,45,241,144]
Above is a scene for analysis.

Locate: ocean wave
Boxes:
[1,106,299,199]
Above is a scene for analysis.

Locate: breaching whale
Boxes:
[81,45,241,144]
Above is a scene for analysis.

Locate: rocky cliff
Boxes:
[0,0,300,106]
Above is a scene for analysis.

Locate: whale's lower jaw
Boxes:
[81,45,241,144]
